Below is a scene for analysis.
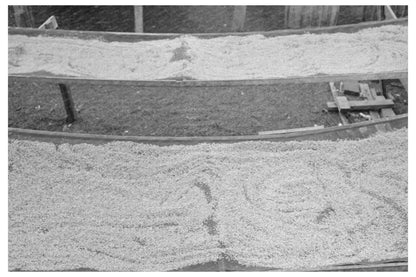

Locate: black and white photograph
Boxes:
[6,1,411,272]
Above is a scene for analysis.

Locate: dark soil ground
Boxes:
[8,6,408,136]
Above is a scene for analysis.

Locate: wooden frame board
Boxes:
[8,71,408,87]
[8,113,407,146]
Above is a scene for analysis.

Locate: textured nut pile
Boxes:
[8,24,407,80]
[8,129,407,271]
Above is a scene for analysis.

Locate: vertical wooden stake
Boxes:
[59,84,77,123]
[13,5,35,28]
[134,6,143,32]
[231,6,247,32]
[285,6,339,29]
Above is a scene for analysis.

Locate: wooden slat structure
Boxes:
[285,6,339,29]
[8,17,407,41]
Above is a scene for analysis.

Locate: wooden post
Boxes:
[134,6,143,32]
[231,6,247,32]
[363,6,383,21]
[13,5,35,28]
[59,84,77,123]
[285,6,339,29]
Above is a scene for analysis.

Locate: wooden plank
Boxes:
[38,15,58,30]
[336,96,351,112]
[8,70,409,88]
[8,15,407,42]
[7,114,408,146]
[258,125,324,135]
[231,6,247,32]
[327,99,395,111]
[385,5,398,20]
[134,6,143,33]
[341,80,360,94]
[360,83,382,121]
[372,87,395,118]
[329,82,349,125]
[310,262,407,272]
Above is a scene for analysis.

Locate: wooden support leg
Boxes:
[134,6,143,33]
[59,84,77,124]
[231,6,247,32]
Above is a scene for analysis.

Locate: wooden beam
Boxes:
[134,6,143,33]
[13,6,35,28]
[335,96,351,112]
[38,15,58,30]
[327,99,394,111]
[58,84,77,123]
[258,125,324,135]
[9,70,408,88]
[231,6,247,32]
[329,82,349,125]
[384,5,398,20]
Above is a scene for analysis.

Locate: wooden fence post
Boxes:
[134,6,143,32]
[231,6,247,31]
[13,5,35,28]
[284,6,339,29]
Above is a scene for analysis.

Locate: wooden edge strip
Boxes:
[262,258,408,272]
[8,71,408,87]
[8,114,408,145]
[258,125,324,135]
[8,17,407,41]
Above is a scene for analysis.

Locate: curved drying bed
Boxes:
[8,114,408,146]
[9,118,408,272]
[8,18,407,87]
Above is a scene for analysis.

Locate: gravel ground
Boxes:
[9,128,408,271]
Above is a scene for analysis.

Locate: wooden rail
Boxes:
[8,71,408,88]
[8,114,407,146]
